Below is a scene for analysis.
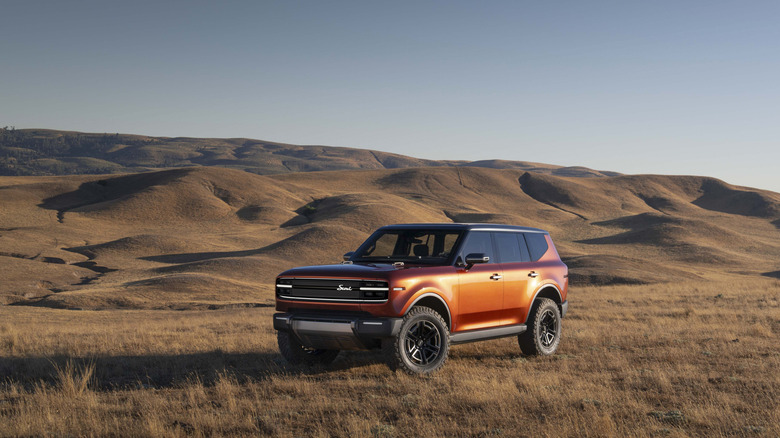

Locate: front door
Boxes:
[456,231,504,331]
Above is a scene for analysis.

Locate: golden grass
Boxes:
[2,277,778,437]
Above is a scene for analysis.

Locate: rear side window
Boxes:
[523,233,549,261]
[494,232,530,263]
[515,233,531,262]
[459,231,494,264]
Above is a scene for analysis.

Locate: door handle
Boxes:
[528,271,539,278]
[490,274,502,280]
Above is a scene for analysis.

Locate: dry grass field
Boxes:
[1,278,778,437]
[1,165,779,436]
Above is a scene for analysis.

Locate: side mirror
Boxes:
[343,251,355,261]
[465,253,489,268]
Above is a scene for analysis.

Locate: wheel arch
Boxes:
[405,293,452,330]
[524,283,563,323]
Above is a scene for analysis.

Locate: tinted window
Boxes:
[459,231,494,264]
[353,229,463,265]
[515,234,531,262]
[524,233,549,261]
[494,232,525,263]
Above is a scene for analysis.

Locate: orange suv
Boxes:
[273,223,569,374]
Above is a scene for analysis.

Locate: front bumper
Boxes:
[273,312,403,350]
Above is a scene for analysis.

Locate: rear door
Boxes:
[494,232,534,326]
[456,231,504,331]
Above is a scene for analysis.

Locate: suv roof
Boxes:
[379,223,548,234]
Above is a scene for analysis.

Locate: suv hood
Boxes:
[278,262,405,279]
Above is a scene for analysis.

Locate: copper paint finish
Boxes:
[276,232,568,333]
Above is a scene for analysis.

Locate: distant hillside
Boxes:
[0,128,619,178]
[1,166,778,309]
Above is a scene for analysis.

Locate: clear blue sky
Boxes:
[2,1,778,192]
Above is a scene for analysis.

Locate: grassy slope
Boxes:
[0,128,619,177]
[0,166,778,308]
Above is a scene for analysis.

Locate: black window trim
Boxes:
[454,229,549,265]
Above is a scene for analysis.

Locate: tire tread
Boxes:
[385,306,449,375]
[518,298,561,356]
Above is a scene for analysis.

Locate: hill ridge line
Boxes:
[0,128,618,179]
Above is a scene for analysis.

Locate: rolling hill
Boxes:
[0,128,619,177]
[1,165,778,309]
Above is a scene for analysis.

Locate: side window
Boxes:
[442,233,459,257]
[459,231,494,264]
[523,233,549,262]
[515,233,531,262]
[494,232,524,263]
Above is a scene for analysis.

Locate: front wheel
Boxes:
[518,298,561,356]
[384,306,449,375]
[277,331,339,366]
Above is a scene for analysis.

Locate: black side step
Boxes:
[450,324,527,345]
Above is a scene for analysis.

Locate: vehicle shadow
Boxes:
[0,349,389,391]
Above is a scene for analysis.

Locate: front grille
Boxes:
[276,278,389,302]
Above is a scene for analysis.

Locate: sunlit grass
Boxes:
[1,277,778,436]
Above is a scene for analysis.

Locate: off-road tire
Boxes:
[277,331,339,366]
[384,306,449,375]
[518,298,561,356]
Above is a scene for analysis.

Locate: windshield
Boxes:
[352,229,464,265]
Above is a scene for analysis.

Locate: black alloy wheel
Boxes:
[384,306,449,374]
[538,308,558,348]
[518,297,561,356]
[403,320,442,366]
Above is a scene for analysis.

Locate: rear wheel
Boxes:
[518,298,561,356]
[384,306,449,375]
[277,331,339,365]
